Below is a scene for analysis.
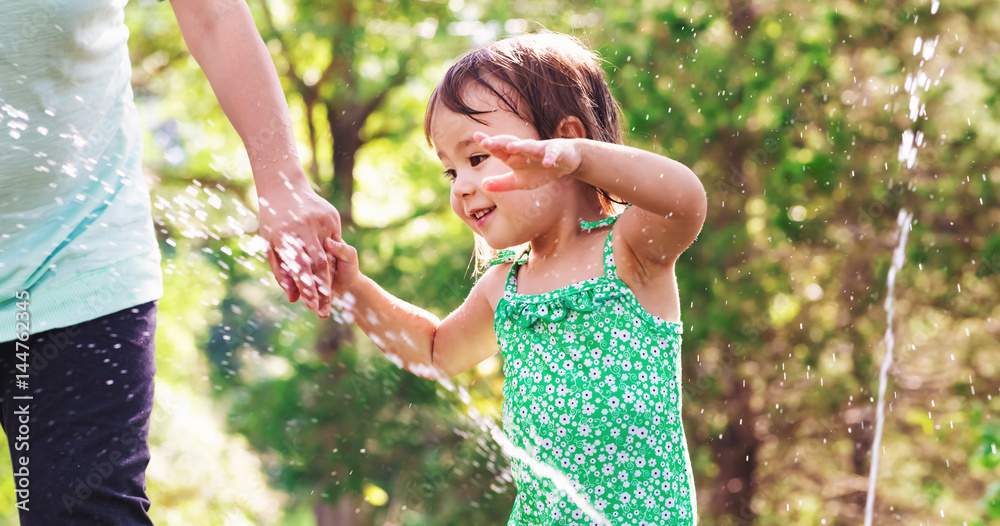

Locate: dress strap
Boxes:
[579,215,619,231]
[488,248,519,268]
[499,246,530,297]
[602,223,618,279]
[579,214,622,280]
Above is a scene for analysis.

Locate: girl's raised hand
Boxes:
[476,132,582,192]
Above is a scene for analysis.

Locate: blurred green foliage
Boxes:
[2,0,999,524]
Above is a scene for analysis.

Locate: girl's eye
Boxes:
[443,168,457,182]
[470,154,488,167]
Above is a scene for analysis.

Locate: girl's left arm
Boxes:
[573,140,707,263]
[479,125,707,264]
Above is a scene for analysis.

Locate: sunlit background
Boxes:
[1,0,998,524]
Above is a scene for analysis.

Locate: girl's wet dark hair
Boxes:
[425,32,629,213]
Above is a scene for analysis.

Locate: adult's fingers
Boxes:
[305,238,333,318]
[273,232,319,313]
[267,245,299,302]
[291,246,320,314]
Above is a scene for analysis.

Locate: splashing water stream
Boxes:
[863,209,913,526]
[864,13,943,522]
[463,402,611,526]
[421,373,611,525]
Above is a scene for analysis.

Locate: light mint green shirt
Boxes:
[0,0,162,341]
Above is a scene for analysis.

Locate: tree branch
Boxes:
[359,52,414,123]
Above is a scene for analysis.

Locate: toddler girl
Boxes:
[325,31,706,525]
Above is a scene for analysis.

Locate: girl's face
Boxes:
[430,83,574,250]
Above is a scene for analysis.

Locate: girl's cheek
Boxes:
[449,194,465,221]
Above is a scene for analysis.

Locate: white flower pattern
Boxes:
[494,218,696,525]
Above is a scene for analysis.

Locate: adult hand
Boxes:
[257,174,341,318]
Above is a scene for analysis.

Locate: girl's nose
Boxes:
[451,172,477,198]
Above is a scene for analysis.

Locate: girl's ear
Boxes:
[555,116,587,139]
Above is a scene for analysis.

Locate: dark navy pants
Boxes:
[0,301,157,525]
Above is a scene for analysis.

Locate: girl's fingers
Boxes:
[475,131,518,147]
[476,134,518,160]
[325,239,359,290]
[541,146,561,167]
[324,238,350,261]
[480,134,564,173]
[503,139,545,156]
[482,172,521,192]
[324,238,358,267]
[477,133,542,156]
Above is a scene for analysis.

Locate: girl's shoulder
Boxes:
[474,261,511,312]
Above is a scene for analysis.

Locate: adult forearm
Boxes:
[172,0,306,193]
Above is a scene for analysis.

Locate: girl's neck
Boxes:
[515,197,611,295]
[526,191,608,260]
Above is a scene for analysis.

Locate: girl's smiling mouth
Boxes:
[470,206,496,226]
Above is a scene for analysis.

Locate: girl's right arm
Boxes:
[325,239,501,380]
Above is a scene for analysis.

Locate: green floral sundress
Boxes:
[494,215,696,525]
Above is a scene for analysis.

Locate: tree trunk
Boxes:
[315,494,361,526]
[709,381,760,524]
[728,0,757,36]
[328,107,363,226]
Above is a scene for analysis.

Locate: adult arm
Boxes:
[169,0,341,317]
